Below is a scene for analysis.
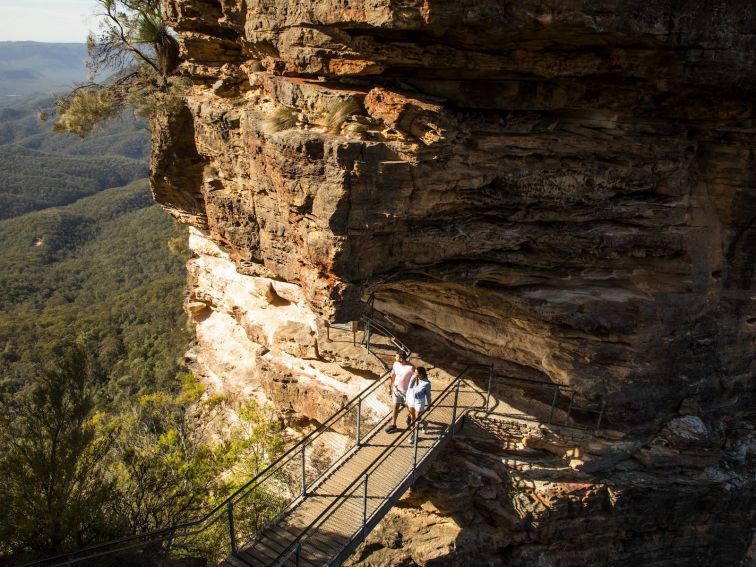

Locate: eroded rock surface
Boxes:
[184,227,388,425]
[151,0,755,563]
[346,416,754,567]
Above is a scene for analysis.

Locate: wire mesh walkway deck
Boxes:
[222,368,489,567]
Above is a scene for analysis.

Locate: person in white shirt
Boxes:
[385,351,416,433]
[406,367,432,433]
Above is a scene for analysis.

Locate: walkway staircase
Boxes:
[222,366,488,567]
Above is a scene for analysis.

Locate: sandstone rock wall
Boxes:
[183,227,388,425]
[346,414,754,567]
[154,0,754,425]
[150,0,755,563]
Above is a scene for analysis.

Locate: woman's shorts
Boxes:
[409,399,426,413]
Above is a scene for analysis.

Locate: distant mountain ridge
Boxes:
[0,42,88,98]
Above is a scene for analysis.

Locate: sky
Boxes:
[0,0,102,43]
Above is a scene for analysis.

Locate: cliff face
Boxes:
[151,0,755,564]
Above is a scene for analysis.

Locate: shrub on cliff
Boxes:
[323,97,362,134]
[0,345,117,559]
[0,348,285,564]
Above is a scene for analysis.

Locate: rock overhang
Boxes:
[152,0,755,425]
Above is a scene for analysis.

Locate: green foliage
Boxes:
[112,390,228,536]
[0,95,149,158]
[135,9,169,44]
[0,70,287,563]
[262,106,298,134]
[0,347,286,565]
[0,146,147,219]
[0,345,117,558]
[0,95,149,221]
[54,88,121,137]
[0,180,189,401]
[54,0,180,136]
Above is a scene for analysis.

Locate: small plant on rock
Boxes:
[323,97,362,134]
[342,121,369,138]
[262,106,298,134]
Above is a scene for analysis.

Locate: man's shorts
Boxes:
[392,387,406,405]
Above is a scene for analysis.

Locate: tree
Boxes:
[0,338,286,564]
[53,0,181,136]
[0,345,117,561]
[109,377,285,561]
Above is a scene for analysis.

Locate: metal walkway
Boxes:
[222,366,489,567]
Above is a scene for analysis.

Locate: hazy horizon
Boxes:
[0,42,90,97]
[0,0,100,43]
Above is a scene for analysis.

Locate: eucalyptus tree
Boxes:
[53,0,181,136]
[0,345,117,560]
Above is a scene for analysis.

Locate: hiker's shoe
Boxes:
[421,422,428,434]
[385,424,398,433]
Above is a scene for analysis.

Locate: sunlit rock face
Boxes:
[151,0,755,564]
[184,228,384,424]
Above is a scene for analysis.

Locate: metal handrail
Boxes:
[484,372,605,431]
[259,340,608,564]
[271,364,480,565]
[361,315,406,353]
[20,309,408,567]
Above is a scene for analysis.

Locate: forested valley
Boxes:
[0,77,282,565]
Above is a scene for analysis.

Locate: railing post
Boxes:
[362,473,369,542]
[356,397,362,446]
[566,391,576,422]
[295,540,302,567]
[368,292,375,318]
[548,385,559,425]
[300,443,307,497]
[451,380,461,438]
[412,423,419,482]
[365,319,372,353]
[485,365,493,409]
[227,501,237,554]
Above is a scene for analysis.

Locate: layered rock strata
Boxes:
[346,415,755,567]
[151,0,755,564]
[183,227,389,425]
